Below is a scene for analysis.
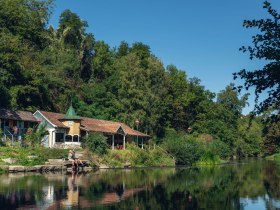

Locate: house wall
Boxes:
[33,112,55,130]
[33,112,56,147]
[33,112,83,147]
[61,120,80,136]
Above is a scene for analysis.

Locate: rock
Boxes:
[48,159,65,165]
[123,162,131,168]
[2,158,17,164]
[99,164,110,169]
[75,152,84,158]
[33,165,44,171]
[83,167,93,172]
[27,155,37,159]
[9,165,25,172]
[24,166,38,172]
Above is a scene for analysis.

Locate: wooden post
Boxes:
[112,135,115,150]
[123,135,126,150]
[141,138,143,149]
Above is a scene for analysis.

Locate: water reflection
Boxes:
[1,160,280,209]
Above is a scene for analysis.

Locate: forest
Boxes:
[0,0,279,165]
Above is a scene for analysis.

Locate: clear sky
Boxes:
[49,0,280,114]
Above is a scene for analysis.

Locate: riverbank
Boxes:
[265,153,280,161]
[0,145,175,173]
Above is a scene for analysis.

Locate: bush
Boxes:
[196,152,220,165]
[24,125,49,147]
[208,139,231,159]
[82,133,108,155]
[163,131,202,165]
[100,143,175,167]
[162,129,232,165]
[0,129,5,146]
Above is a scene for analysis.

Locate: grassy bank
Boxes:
[0,145,175,168]
[195,157,228,166]
[98,144,175,167]
[265,153,280,161]
[0,147,68,166]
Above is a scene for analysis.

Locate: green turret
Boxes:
[61,105,81,120]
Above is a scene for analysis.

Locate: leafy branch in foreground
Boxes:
[234,1,280,118]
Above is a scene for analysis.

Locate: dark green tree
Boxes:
[0,0,54,110]
[234,1,280,118]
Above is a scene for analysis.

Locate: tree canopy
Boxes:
[234,1,280,119]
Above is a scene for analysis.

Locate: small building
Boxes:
[0,108,38,142]
[33,105,149,149]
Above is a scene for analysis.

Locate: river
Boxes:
[0,159,279,209]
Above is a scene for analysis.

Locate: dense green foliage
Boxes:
[162,129,231,165]
[0,0,277,165]
[82,133,108,155]
[100,143,175,167]
[23,125,49,147]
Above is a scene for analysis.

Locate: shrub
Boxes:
[99,143,175,167]
[196,151,220,165]
[82,133,108,155]
[208,139,231,159]
[24,125,48,147]
[163,132,202,165]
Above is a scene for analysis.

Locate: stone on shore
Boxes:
[2,158,17,164]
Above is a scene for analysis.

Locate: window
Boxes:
[73,135,79,142]
[65,135,72,142]
[55,133,64,142]
[24,121,29,128]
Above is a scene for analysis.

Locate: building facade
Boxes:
[0,109,38,142]
[33,106,149,149]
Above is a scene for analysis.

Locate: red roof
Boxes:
[39,111,69,128]
[37,111,149,137]
[0,109,38,122]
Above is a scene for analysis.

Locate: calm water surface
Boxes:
[0,160,280,210]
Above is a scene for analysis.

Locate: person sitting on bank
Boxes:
[68,150,76,169]
[68,150,84,169]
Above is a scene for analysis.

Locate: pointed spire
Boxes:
[61,104,81,120]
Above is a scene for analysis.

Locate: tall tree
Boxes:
[234,1,280,118]
[91,41,113,81]
[165,65,191,130]
[217,83,249,121]
[0,0,54,110]
[0,0,53,48]
[57,9,95,82]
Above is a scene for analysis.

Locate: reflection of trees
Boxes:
[236,160,265,198]
[158,166,241,210]
[82,168,175,204]
[263,161,280,198]
[3,161,280,209]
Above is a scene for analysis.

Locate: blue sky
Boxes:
[49,0,280,114]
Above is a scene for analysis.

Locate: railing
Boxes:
[3,127,14,145]
[155,145,176,163]
[2,127,28,147]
